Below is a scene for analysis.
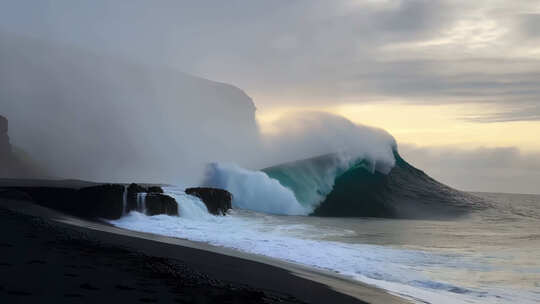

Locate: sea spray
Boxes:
[122,185,128,215]
[164,187,213,220]
[203,163,309,215]
[260,111,397,175]
[136,192,147,214]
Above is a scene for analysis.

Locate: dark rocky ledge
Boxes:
[0,180,235,219]
[0,183,174,220]
[126,183,147,212]
[145,193,178,216]
[78,184,125,219]
[185,187,232,215]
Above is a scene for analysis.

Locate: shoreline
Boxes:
[0,197,410,304]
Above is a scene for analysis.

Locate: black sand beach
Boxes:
[0,182,408,304]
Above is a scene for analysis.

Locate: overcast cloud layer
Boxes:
[2,0,539,121]
[1,1,540,193]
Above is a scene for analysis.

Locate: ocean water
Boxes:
[111,189,540,304]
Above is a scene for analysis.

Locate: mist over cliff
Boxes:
[1,32,399,186]
[1,33,260,184]
[0,114,42,178]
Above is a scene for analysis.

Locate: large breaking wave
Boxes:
[203,149,487,218]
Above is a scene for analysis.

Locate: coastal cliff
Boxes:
[0,115,38,178]
[0,115,10,156]
[0,33,260,184]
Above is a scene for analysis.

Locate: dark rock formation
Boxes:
[125,184,165,213]
[145,193,178,216]
[126,183,147,211]
[128,183,147,193]
[0,182,178,220]
[77,184,125,219]
[185,187,232,215]
[0,115,7,132]
[0,115,13,171]
[0,115,10,156]
[148,186,164,193]
[0,186,79,215]
[0,115,41,178]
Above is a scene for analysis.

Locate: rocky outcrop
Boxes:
[0,183,177,219]
[77,184,125,219]
[0,184,126,219]
[0,115,10,156]
[126,183,147,211]
[0,186,80,215]
[125,183,167,213]
[148,186,164,193]
[185,187,232,215]
[145,193,178,216]
[0,115,13,172]
[0,115,41,178]
[0,115,7,131]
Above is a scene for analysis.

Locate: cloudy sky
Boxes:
[1,0,539,193]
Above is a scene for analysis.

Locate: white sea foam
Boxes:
[202,163,309,215]
[122,185,128,215]
[110,202,537,304]
[136,192,147,214]
[164,187,213,220]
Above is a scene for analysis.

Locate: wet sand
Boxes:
[0,195,409,304]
